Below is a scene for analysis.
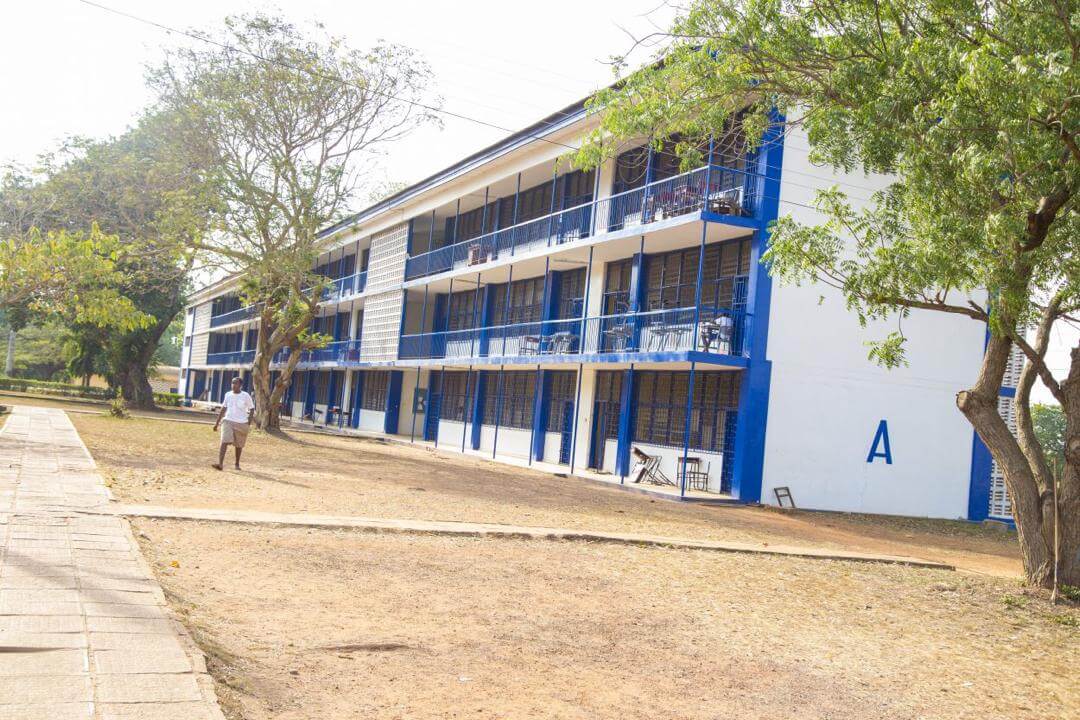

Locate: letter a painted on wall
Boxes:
[867,420,892,464]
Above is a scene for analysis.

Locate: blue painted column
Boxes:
[469,370,486,450]
[478,285,497,357]
[626,242,646,350]
[729,113,785,503]
[384,370,404,434]
[350,371,365,428]
[531,370,553,462]
[614,365,636,478]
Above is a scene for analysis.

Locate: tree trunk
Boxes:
[1054,345,1080,586]
[249,297,319,431]
[116,360,156,410]
[961,331,1080,587]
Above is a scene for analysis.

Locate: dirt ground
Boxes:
[134,520,1078,720]
[69,411,1022,576]
[29,404,1071,719]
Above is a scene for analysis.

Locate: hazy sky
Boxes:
[0,0,673,182]
[1,1,1072,400]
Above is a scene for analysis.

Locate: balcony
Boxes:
[206,349,255,365]
[404,164,756,282]
[273,339,363,366]
[398,306,747,362]
[323,270,367,303]
[209,305,259,328]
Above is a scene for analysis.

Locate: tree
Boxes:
[0,224,145,332]
[32,111,217,408]
[151,14,437,429]
[575,0,1079,587]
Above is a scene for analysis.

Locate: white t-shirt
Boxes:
[221,390,255,423]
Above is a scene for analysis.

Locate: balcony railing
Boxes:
[273,339,363,365]
[209,305,259,328]
[206,349,255,365]
[323,270,367,302]
[398,306,747,361]
[404,164,757,281]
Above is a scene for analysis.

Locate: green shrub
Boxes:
[0,376,114,400]
[154,392,183,406]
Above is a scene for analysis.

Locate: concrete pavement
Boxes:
[0,406,224,720]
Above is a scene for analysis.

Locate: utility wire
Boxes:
[78,0,888,203]
[76,0,582,153]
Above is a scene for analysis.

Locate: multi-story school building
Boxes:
[179,98,1020,522]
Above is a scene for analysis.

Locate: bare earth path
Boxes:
[0,407,224,720]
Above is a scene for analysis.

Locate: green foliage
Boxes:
[153,391,183,407]
[575,0,1078,364]
[109,389,128,418]
[1032,403,1067,476]
[0,376,113,399]
[0,224,148,331]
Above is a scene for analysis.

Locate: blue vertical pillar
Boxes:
[730,112,785,503]
[478,284,497,357]
[384,370,404,434]
[627,245,646,350]
[531,370,553,462]
[469,370,486,450]
[614,366,636,477]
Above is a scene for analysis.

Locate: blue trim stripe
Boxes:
[730,112,785,503]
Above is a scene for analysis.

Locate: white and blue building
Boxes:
[179,97,1021,522]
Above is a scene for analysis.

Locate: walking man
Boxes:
[212,376,255,470]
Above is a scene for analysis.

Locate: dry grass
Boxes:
[69,410,1020,575]
[134,520,1078,720]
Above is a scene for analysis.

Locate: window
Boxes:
[436,371,473,422]
[643,238,751,312]
[482,371,536,429]
[313,371,331,405]
[361,371,389,411]
[490,276,546,326]
[447,202,497,243]
[446,290,479,331]
[556,268,586,319]
[546,371,577,432]
[559,169,595,208]
[632,371,739,452]
[613,146,649,194]
[594,371,623,440]
[603,259,633,314]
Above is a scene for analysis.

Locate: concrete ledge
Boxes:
[87,504,955,571]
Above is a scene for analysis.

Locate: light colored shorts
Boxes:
[220,419,251,448]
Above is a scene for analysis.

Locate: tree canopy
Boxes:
[151,13,438,428]
[574,0,1078,588]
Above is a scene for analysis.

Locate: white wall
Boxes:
[761,126,986,518]
[436,419,469,450]
[478,424,531,460]
[357,409,385,433]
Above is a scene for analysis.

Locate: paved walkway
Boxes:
[0,407,224,720]
[99,504,954,570]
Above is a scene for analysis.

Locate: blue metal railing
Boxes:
[273,339,363,365]
[206,349,256,365]
[209,305,259,328]
[323,270,367,302]
[398,306,747,361]
[403,164,756,281]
